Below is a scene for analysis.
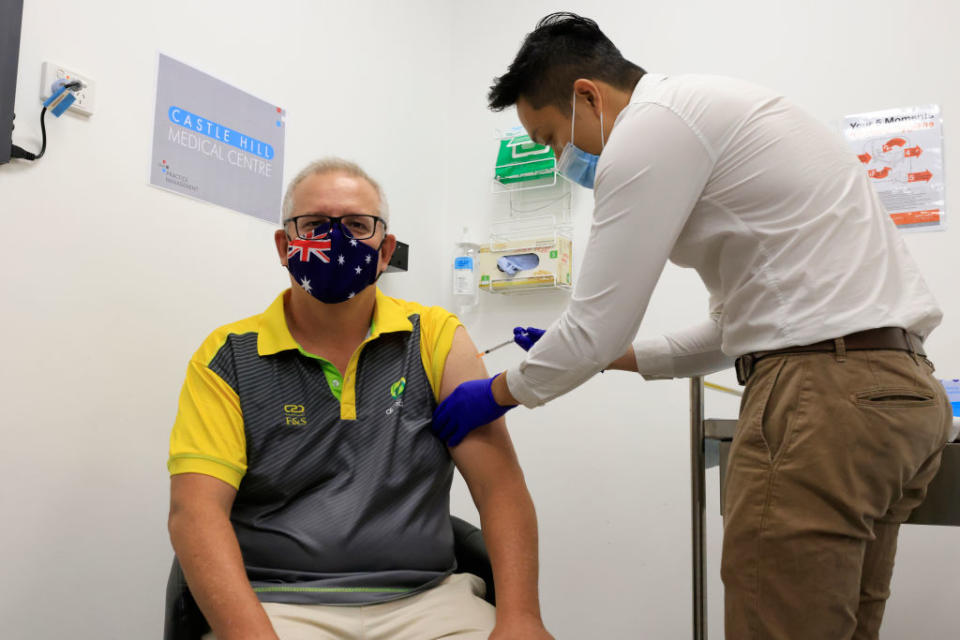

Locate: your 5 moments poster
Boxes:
[843,104,945,232]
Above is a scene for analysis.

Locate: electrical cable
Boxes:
[10,107,47,161]
[9,80,81,162]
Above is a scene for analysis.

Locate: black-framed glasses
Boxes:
[285,214,384,241]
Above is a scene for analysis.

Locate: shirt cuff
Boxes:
[633,335,677,380]
[504,365,544,409]
[168,453,245,490]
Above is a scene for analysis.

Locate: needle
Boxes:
[477,338,514,357]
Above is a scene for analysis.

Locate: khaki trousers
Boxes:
[203,573,495,640]
[721,349,952,640]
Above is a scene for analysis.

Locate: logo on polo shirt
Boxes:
[386,377,406,416]
[283,404,307,426]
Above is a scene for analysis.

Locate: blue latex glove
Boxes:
[432,375,515,447]
[513,326,546,351]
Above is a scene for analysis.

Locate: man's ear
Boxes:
[274,229,290,267]
[378,233,397,276]
[573,78,603,117]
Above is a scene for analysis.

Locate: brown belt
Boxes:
[734,327,925,385]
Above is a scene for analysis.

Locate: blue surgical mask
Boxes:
[556,91,605,189]
[286,223,381,304]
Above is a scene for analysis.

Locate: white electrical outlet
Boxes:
[40,61,96,116]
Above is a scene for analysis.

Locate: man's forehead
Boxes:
[293,172,379,213]
[517,98,566,144]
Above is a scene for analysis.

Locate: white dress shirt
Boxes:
[506,73,942,408]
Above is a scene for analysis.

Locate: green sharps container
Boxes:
[494,134,555,185]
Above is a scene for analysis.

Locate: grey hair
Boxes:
[280,157,389,227]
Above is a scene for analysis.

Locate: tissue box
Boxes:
[478,236,572,292]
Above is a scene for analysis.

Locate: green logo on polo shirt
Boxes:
[390,377,406,399]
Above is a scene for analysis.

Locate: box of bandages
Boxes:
[478,235,572,292]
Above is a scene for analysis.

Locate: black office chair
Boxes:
[164,516,495,640]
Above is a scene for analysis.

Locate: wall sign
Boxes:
[150,54,285,224]
[842,104,945,231]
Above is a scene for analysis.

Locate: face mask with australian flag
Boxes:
[286,223,381,304]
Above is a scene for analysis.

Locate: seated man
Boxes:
[167,158,552,640]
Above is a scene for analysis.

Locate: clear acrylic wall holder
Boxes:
[479,274,570,295]
[491,162,560,193]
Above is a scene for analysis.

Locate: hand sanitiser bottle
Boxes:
[453,227,480,312]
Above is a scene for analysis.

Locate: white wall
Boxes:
[444,1,960,638]
[1,1,957,638]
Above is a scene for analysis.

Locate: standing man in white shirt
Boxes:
[431,12,953,640]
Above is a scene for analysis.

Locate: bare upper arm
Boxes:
[440,326,522,486]
[169,472,238,520]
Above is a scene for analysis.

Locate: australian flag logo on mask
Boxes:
[287,229,332,263]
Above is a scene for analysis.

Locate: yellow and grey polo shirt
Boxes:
[168,288,462,605]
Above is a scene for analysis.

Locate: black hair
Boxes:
[488,12,645,114]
